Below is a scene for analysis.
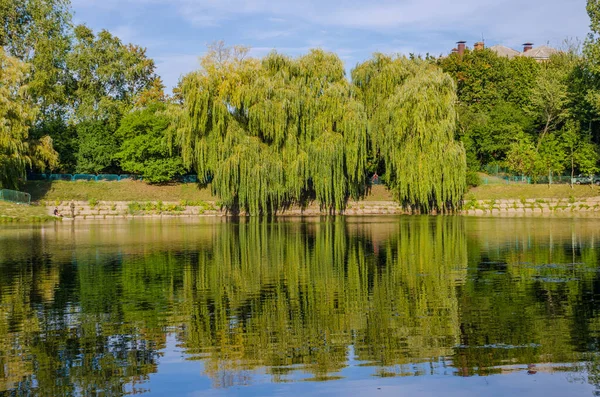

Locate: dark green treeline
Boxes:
[9,1,600,212]
[1,0,467,213]
[1,218,600,392]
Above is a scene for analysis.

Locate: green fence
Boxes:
[0,189,31,204]
[28,173,201,183]
[480,164,579,185]
[29,173,144,182]
[479,175,576,185]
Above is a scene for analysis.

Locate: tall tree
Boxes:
[67,25,157,127]
[504,134,538,180]
[535,133,566,185]
[439,48,540,171]
[0,0,73,171]
[353,55,466,212]
[0,0,73,114]
[74,121,116,173]
[172,45,368,214]
[0,49,57,188]
[527,54,573,146]
[67,25,157,173]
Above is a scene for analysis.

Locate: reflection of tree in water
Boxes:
[175,217,468,385]
[457,218,600,381]
[2,218,600,393]
[0,230,168,395]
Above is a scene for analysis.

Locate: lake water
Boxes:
[1,216,600,396]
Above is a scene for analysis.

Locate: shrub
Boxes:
[466,171,481,187]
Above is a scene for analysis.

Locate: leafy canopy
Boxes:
[172,44,369,214]
[117,103,186,183]
[353,54,467,212]
[0,49,57,188]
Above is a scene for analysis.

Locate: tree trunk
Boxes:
[537,116,552,150]
[570,154,574,189]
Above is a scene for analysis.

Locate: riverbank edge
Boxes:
[34,197,600,220]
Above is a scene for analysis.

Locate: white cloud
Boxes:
[71,0,590,48]
[71,0,591,90]
[167,0,589,38]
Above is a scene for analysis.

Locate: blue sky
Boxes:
[71,0,590,92]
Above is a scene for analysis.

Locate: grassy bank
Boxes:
[468,184,600,201]
[21,180,600,211]
[25,181,394,204]
[0,201,57,223]
[26,181,217,203]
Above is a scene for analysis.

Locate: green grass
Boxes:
[24,180,600,210]
[26,180,395,204]
[361,185,394,201]
[0,201,57,223]
[26,180,218,203]
[468,184,600,200]
[127,201,186,215]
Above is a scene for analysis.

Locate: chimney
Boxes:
[474,41,484,51]
[457,41,467,56]
[523,42,533,52]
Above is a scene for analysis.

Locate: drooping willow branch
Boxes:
[353,54,467,212]
[171,48,368,214]
[172,48,466,214]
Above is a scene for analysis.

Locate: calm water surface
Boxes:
[1,216,600,396]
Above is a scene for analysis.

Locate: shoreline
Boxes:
[42,197,600,220]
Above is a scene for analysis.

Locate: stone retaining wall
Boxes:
[43,198,600,218]
[45,200,408,218]
[461,197,600,216]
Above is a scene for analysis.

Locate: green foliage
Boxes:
[438,48,539,109]
[0,49,57,188]
[466,171,481,187]
[116,103,186,183]
[172,45,369,214]
[458,101,533,167]
[440,41,600,181]
[353,55,466,212]
[67,25,157,128]
[0,0,73,117]
[75,121,117,173]
[31,117,78,172]
[4,0,600,195]
[535,133,566,182]
[505,134,538,177]
[527,53,573,142]
[179,200,214,210]
[127,201,184,214]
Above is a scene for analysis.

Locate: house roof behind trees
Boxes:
[452,41,559,61]
[488,45,521,59]
[520,45,558,60]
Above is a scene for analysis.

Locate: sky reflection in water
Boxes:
[1,216,599,396]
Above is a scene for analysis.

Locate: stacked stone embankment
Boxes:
[43,197,600,219]
[45,200,408,218]
[461,197,600,216]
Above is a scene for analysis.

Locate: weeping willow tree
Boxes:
[171,43,368,214]
[0,49,57,189]
[353,54,466,213]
